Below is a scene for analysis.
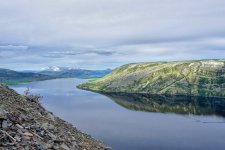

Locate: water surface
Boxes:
[11,79,225,150]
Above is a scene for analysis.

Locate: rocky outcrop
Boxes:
[0,83,112,150]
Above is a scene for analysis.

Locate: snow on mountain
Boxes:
[40,66,79,71]
[68,66,79,70]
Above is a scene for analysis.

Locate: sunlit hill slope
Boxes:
[77,59,225,97]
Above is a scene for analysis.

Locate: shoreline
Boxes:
[0,83,112,149]
[4,77,97,86]
[77,86,225,99]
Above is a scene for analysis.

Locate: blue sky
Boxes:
[0,0,225,70]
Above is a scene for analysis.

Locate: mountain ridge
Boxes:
[0,68,113,85]
[77,59,225,98]
[38,68,113,79]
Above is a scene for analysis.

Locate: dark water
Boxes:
[11,79,225,150]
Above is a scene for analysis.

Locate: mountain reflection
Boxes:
[99,92,225,117]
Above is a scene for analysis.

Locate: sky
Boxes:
[0,0,225,71]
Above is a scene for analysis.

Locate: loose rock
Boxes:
[0,83,112,149]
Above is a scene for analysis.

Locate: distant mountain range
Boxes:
[0,68,53,85]
[0,66,113,85]
[38,67,113,78]
[77,59,225,98]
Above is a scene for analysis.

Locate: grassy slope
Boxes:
[77,59,225,97]
[0,69,54,85]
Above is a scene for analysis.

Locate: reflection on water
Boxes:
[10,79,225,150]
[100,92,225,117]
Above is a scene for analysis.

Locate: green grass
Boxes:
[87,78,101,81]
[78,59,225,98]
[0,68,54,85]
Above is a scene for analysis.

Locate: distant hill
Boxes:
[0,68,54,85]
[77,59,225,97]
[17,70,38,73]
[38,68,113,78]
[0,66,113,85]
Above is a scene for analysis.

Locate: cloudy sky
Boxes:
[0,0,225,70]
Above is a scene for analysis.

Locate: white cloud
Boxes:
[0,45,28,50]
[0,0,225,70]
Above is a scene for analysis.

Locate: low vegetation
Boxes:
[0,68,112,86]
[0,69,54,85]
[77,59,225,97]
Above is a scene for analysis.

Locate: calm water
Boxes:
[11,79,225,150]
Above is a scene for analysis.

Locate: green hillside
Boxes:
[0,68,54,85]
[77,59,225,97]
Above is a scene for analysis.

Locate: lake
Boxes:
[10,79,225,150]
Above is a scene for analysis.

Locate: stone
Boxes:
[21,140,28,146]
[2,120,7,128]
[54,139,64,143]
[47,113,55,121]
[0,107,5,119]
[11,125,16,130]
[24,146,30,150]
[21,128,28,133]
[14,135,21,142]
[17,129,23,135]
[16,124,24,129]
[0,84,112,150]
[48,124,55,130]
[23,132,33,137]
[60,143,70,150]
[39,143,48,150]
[70,143,77,150]
[35,127,41,132]
[46,142,52,149]
[33,137,41,144]
[71,136,75,141]
[47,132,57,139]
[22,135,31,141]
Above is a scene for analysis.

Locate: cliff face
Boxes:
[77,59,225,97]
[0,83,111,149]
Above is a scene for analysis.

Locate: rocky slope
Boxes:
[0,83,111,150]
[77,59,225,97]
